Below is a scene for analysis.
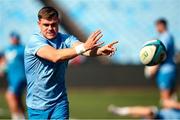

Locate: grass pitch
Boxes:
[0,87,177,119]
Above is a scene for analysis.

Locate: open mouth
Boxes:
[47,32,55,36]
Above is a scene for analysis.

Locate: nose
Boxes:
[48,25,53,30]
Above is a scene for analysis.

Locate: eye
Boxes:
[43,24,49,27]
[51,23,58,27]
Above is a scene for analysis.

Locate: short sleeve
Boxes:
[26,34,49,55]
[64,35,79,48]
[159,33,174,52]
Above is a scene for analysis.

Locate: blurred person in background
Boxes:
[0,51,6,77]
[108,104,180,119]
[0,50,5,116]
[0,32,26,119]
[108,19,180,119]
[145,18,178,109]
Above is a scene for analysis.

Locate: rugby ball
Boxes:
[139,40,167,66]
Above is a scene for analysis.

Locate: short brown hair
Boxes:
[156,18,168,29]
[38,6,59,20]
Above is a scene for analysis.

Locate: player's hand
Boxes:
[144,66,158,79]
[84,30,104,51]
[97,41,118,56]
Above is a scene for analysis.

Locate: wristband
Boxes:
[75,44,86,55]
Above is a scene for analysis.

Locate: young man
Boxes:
[145,19,177,108]
[2,32,26,119]
[108,19,180,119]
[25,7,118,119]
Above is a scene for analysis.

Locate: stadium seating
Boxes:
[0,0,179,64]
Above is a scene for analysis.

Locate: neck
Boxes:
[160,30,167,34]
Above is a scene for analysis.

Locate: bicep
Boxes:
[36,45,58,62]
[36,45,78,63]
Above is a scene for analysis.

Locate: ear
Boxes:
[38,20,41,26]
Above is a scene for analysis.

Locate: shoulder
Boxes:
[30,33,46,42]
[164,32,174,39]
[27,33,47,46]
[160,32,173,41]
[25,33,49,54]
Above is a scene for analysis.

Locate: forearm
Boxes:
[162,99,180,109]
[55,46,101,61]
[73,42,101,57]
[55,48,79,62]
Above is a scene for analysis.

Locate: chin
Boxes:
[46,35,56,40]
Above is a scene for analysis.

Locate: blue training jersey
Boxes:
[5,44,25,81]
[158,31,176,73]
[25,32,79,110]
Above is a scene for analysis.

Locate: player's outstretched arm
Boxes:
[72,29,118,57]
[80,41,118,57]
[37,46,79,63]
[36,30,103,63]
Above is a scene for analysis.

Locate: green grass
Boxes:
[0,88,177,119]
[68,88,160,119]
[0,91,10,119]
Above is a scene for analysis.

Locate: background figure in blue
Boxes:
[108,19,180,119]
[145,19,178,107]
[4,32,26,119]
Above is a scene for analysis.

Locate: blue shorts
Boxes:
[7,78,26,96]
[156,70,176,90]
[27,99,69,119]
[155,109,180,119]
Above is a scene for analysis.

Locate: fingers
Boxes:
[89,30,101,39]
[94,34,103,43]
[109,50,116,57]
[103,50,115,57]
[87,30,103,44]
[92,30,101,38]
[105,47,114,51]
[93,41,104,48]
[108,50,116,57]
[108,41,119,47]
[104,46,117,56]
[92,31,103,42]
[86,30,119,53]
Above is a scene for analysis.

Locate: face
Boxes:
[156,23,166,33]
[38,17,59,39]
[10,37,19,45]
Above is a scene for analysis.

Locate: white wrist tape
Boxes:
[75,44,86,55]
